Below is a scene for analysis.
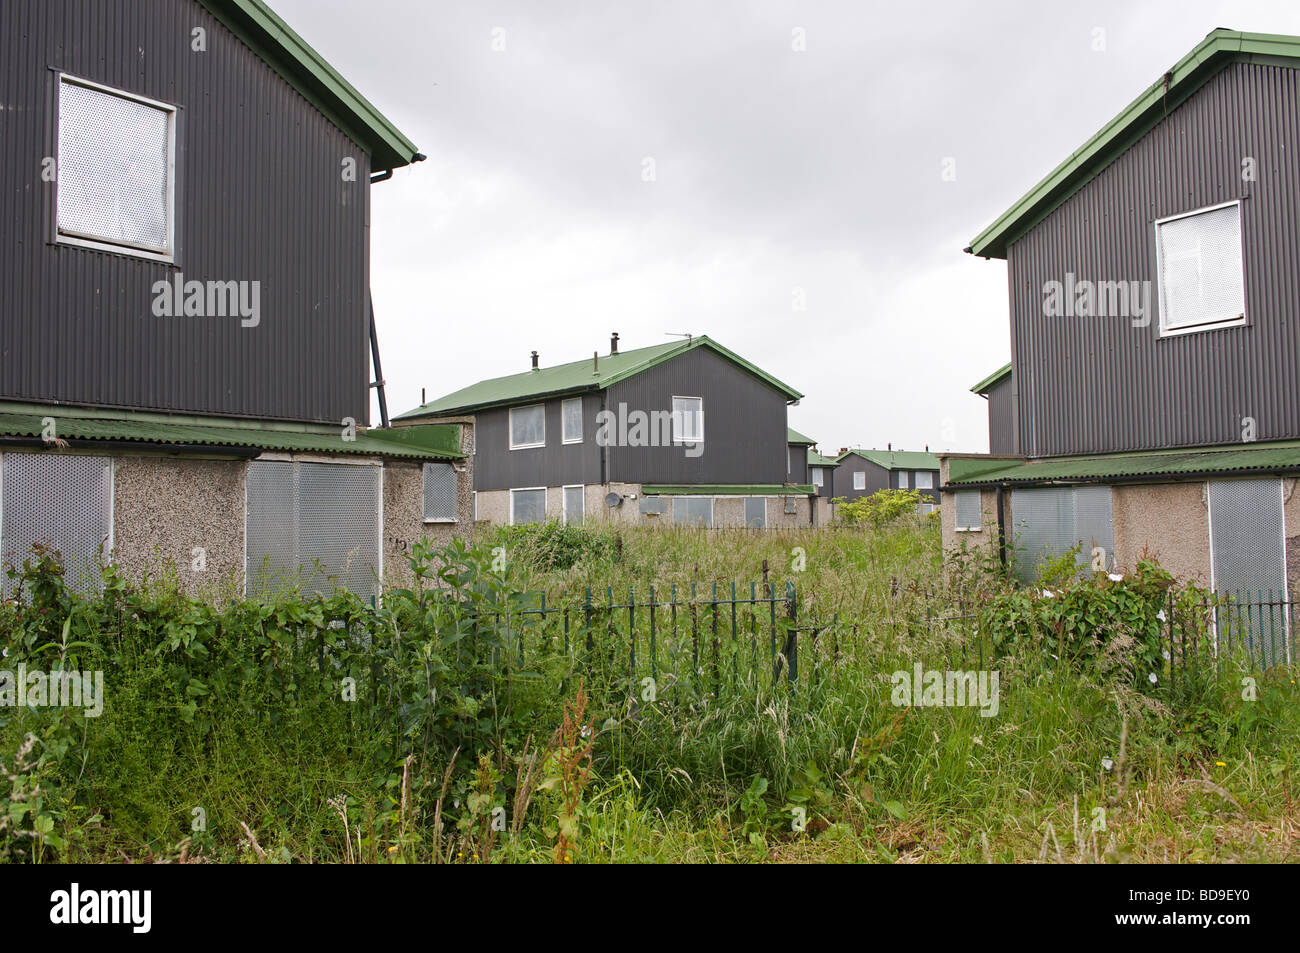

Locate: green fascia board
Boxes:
[944,440,1300,487]
[968,29,1300,259]
[836,449,940,471]
[641,484,816,496]
[807,448,839,468]
[0,413,460,461]
[363,423,462,456]
[198,0,419,171]
[396,336,804,419]
[787,426,815,445]
[970,363,1011,394]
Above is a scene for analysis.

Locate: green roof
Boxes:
[0,413,461,461]
[807,448,838,468]
[970,363,1011,395]
[836,449,939,471]
[397,336,803,418]
[641,484,816,496]
[199,0,419,172]
[968,29,1300,259]
[945,440,1300,488]
[787,426,815,445]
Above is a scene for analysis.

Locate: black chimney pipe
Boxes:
[531,350,539,370]
[610,332,619,355]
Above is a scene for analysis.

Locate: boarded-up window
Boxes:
[510,488,545,524]
[811,468,824,487]
[954,490,982,531]
[1155,202,1245,333]
[58,76,174,257]
[853,472,866,491]
[897,471,909,489]
[423,463,457,521]
[246,460,381,599]
[1010,486,1113,581]
[1209,479,1287,662]
[915,471,934,489]
[744,497,766,529]
[562,398,583,444]
[1,453,112,594]
[509,405,545,449]
[563,486,584,526]
[674,496,712,527]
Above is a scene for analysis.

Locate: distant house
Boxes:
[397,335,821,528]
[942,29,1300,604]
[788,427,839,522]
[0,0,472,599]
[832,449,941,512]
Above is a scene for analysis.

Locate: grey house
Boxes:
[832,449,941,512]
[0,0,471,598]
[397,335,819,528]
[942,29,1300,604]
[789,427,839,522]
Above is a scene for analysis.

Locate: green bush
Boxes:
[832,488,922,528]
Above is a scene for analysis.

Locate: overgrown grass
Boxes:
[1,519,1297,863]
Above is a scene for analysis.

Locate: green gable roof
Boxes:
[971,363,1011,395]
[398,336,803,419]
[967,29,1300,259]
[837,448,940,471]
[0,412,461,461]
[807,448,838,468]
[787,426,815,445]
[199,0,419,172]
[945,441,1300,488]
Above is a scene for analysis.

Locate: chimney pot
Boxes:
[610,332,620,355]
[531,350,539,370]
[839,447,847,455]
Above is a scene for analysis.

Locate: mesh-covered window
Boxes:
[509,405,545,449]
[672,397,703,443]
[246,461,381,599]
[562,398,583,444]
[853,471,866,491]
[897,471,909,489]
[1,453,112,594]
[511,488,545,524]
[744,497,766,529]
[58,77,174,256]
[812,468,824,487]
[674,496,712,527]
[1010,486,1113,582]
[1156,203,1245,332]
[563,486,584,526]
[1209,479,1288,662]
[422,463,457,521]
[915,471,934,489]
[954,490,982,531]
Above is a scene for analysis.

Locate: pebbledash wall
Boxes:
[473,485,820,529]
[6,431,474,597]
[939,466,1300,594]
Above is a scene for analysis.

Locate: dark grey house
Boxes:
[832,449,941,512]
[397,335,819,528]
[0,0,471,598]
[943,29,1300,610]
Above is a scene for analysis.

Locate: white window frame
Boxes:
[561,397,583,444]
[954,489,982,532]
[562,484,584,525]
[509,404,546,450]
[509,486,547,525]
[915,471,934,490]
[671,396,704,445]
[852,471,866,491]
[811,467,824,488]
[897,471,909,489]
[55,73,177,262]
[1154,200,1246,337]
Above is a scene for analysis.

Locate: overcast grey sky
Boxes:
[272,0,1300,454]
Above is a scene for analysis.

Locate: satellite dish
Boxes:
[605,492,623,507]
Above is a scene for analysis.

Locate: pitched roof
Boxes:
[971,363,1011,395]
[397,336,803,418]
[807,448,838,468]
[0,412,461,460]
[787,427,815,445]
[836,448,940,471]
[199,0,419,172]
[944,440,1300,487]
[967,29,1300,259]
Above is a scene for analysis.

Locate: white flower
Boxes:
[1148,672,1158,684]
[1040,589,1055,599]
[1108,572,1123,582]
[1102,757,1114,771]
[1156,609,1166,622]
[1162,649,1170,661]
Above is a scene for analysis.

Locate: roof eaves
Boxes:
[970,363,1012,394]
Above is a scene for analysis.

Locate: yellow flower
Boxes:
[1215,761,1226,767]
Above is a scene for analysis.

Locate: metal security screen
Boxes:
[511,488,545,524]
[954,490,982,531]
[674,496,713,527]
[58,77,172,254]
[1210,478,1285,593]
[1,453,112,594]
[422,463,457,521]
[744,497,766,529]
[563,486,584,526]
[1156,203,1245,331]
[246,461,381,599]
[1010,485,1113,581]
